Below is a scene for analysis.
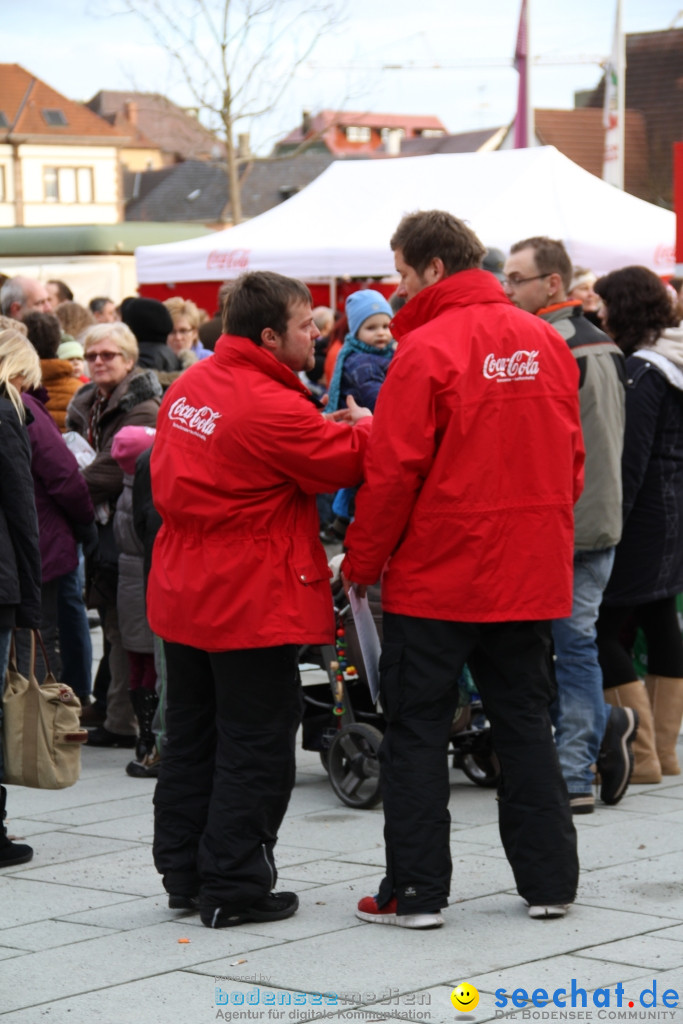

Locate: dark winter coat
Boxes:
[114,473,154,654]
[138,341,181,373]
[65,368,162,507]
[22,393,95,584]
[604,331,683,606]
[66,368,161,606]
[0,392,41,629]
[132,447,162,588]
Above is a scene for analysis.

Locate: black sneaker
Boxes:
[168,894,199,910]
[86,726,137,749]
[201,891,299,928]
[598,706,638,805]
[568,792,595,815]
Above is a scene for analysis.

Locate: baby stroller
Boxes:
[300,579,500,809]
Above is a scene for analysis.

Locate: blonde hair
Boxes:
[82,322,139,364]
[0,315,27,335]
[0,328,42,419]
[163,296,201,331]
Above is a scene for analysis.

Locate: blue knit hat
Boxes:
[345,289,392,339]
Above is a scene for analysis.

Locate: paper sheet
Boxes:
[348,588,381,703]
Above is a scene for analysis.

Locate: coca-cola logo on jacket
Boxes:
[482,350,540,382]
[168,397,221,439]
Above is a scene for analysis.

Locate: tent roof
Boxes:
[135,147,676,285]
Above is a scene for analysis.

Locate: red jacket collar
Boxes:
[213,333,312,397]
[391,270,510,341]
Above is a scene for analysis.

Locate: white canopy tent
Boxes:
[135,147,676,285]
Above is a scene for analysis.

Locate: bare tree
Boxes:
[113,0,343,224]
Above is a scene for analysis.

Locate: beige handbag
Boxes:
[2,632,88,789]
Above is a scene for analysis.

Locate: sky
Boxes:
[3,0,681,155]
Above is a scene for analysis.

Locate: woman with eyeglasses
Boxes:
[164,297,212,362]
[66,323,161,749]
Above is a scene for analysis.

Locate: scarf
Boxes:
[88,390,110,451]
[326,334,393,413]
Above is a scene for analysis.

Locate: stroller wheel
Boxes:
[460,751,501,788]
[327,723,383,809]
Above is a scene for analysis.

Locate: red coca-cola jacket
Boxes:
[342,270,584,622]
[147,334,370,651]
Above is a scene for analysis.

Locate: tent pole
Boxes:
[329,277,337,313]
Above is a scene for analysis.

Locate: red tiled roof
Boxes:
[0,64,126,142]
[278,109,446,148]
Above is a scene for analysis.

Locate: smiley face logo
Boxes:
[451,983,479,1012]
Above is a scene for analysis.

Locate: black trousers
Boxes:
[597,596,683,686]
[376,613,578,913]
[153,641,301,912]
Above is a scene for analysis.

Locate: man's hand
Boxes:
[341,571,367,599]
[325,395,372,424]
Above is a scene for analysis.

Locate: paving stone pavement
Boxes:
[2,654,683,1022]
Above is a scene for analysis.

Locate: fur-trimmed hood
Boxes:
[66,368,162,435]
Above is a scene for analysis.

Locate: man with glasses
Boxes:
[504,237,634,814]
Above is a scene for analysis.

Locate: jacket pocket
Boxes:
[292,548,331,587]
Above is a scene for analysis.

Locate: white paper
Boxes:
[348,588,382,704]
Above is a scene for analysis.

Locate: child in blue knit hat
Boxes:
[327,289,394,413]
[325,290,394,539]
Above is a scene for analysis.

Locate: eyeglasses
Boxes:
[503,273,551,288]
[84,350,123,364]
[170,327,194,335]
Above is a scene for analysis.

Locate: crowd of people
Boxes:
[0,228,682,932]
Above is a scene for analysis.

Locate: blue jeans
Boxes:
[551,548,615,793]
[57,562,92,701]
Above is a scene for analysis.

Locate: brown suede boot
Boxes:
[604,681,662,784]
[645,675,683,775]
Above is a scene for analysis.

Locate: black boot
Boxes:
[0,786,33,868]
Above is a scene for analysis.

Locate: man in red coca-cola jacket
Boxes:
[147,271,371,929]
[342,211,585,929]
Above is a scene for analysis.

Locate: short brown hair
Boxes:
[226,272,311,344]
[594,266,677,355]
[509,237,573,293]
[390,210,486,276]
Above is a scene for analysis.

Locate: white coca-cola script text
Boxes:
[168,397,221,438]
[482,350,540,382]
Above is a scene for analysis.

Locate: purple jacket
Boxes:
[22,393,95,583]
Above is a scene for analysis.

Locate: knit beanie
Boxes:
[57,337,84,360]
[111,425,156,476]
[345,290,393,339]
[121,297,173,345]
[482,247,506,282]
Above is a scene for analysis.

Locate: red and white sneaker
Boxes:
[356,895,444,929]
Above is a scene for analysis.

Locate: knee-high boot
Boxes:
[604,681,662,784]
[645,675,683,775]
